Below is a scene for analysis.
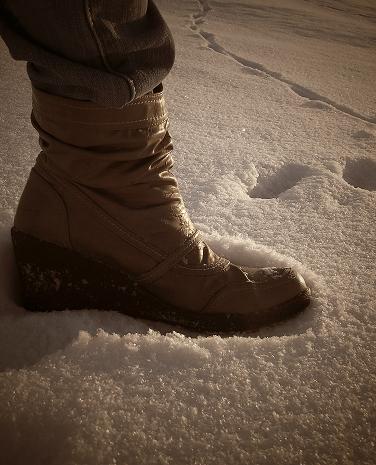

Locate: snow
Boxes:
[0,0,375,464]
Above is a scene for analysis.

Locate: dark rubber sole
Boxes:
[11,228,311,333]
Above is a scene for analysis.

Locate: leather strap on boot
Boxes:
[32,84,168,140]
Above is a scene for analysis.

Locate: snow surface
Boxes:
[0,0,375,464]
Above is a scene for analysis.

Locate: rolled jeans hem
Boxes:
[0,0,175,108]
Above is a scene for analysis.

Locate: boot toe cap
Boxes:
[246,266,308,302]
[203,266,310,325]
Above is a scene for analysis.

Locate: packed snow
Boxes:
[0,0,375,464]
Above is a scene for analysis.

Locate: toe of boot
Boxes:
[245,267,309,307]
[203,267,310,327]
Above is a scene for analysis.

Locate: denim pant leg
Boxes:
[0,0,175,107]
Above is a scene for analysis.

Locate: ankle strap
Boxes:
[32,85,168,129]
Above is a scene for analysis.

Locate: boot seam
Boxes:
[32,117,169,126]
[33,166,231,280]
[70,186,165,259]
[136,231,201,284]
[31,168,73,249]
[35,164,166,262]
[35,165,230,283]
[32,86,167,124]
[174,257,230,274]
[32,87,163,110]
[32,99,163,109]
[32,104,168,126]
[125,100,164,106]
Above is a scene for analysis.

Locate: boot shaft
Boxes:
[31,85,176,191]
[15,85,199,268]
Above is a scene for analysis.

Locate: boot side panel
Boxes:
[32,162,161,276]
[14,168,71,249]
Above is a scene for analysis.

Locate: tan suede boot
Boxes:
[12,85,310,332]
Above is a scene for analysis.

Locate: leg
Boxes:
[0,0,175,106]
[2,1,310,331]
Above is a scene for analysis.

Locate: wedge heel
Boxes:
[11,228,143,313]
[11,228,310,332]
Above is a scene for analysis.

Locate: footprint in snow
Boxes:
[248,163,313,199]
[351,130,375,141]
[342,157,376,191]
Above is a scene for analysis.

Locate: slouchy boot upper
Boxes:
[13,85,310,330]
